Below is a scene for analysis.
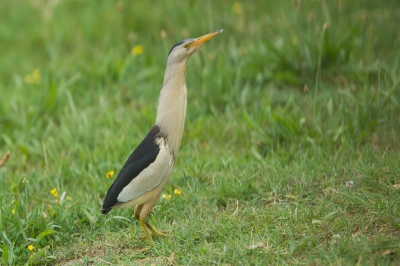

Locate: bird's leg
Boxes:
[134,205,154,245]
[134,205,143,220]
[135,205,165,241]
[139,217,154,246]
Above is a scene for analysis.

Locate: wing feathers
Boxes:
[117,141,172,202]
[101,125,165,213]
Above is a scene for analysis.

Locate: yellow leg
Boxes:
[134,205,143,220]
[134,204,166,245]
[139,217,154,246]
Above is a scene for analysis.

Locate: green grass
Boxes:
[1,0,400,265]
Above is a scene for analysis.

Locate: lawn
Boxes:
[0,0,400,265]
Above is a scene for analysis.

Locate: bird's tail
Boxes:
[101,207,112,215]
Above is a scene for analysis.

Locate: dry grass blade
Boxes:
[0,151,10,167]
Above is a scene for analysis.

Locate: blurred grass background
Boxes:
[0,0,399,264]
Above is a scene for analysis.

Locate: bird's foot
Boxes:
[138,217,167,246]
[145,220,167,237]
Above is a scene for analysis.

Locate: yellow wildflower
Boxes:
[11,209,15,214]
[160,29,167,40]
[106,170,115,179]
[232,2,243,16]
[50,188,58,197]
[174,188,182,195]
[28,245,34,252]
[131,45,143,56]
[162,194,171,200]
[24,69,41,84]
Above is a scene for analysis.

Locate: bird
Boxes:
[101,29,223,245]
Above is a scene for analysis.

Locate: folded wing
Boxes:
[102,125,171,213]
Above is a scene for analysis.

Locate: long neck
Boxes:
[155,59,188,158]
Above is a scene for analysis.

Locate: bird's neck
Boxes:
[155,60,188,158]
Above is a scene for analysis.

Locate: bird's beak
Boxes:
[189,29,224,48]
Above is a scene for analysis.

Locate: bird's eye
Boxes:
[183,43,190,49]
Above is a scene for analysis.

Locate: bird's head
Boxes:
[167,29,223,63]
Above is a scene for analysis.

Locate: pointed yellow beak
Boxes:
[190,29,223,48]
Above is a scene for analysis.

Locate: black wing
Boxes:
[101,125,162,214]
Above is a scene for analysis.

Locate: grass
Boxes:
[0,0,400,264]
